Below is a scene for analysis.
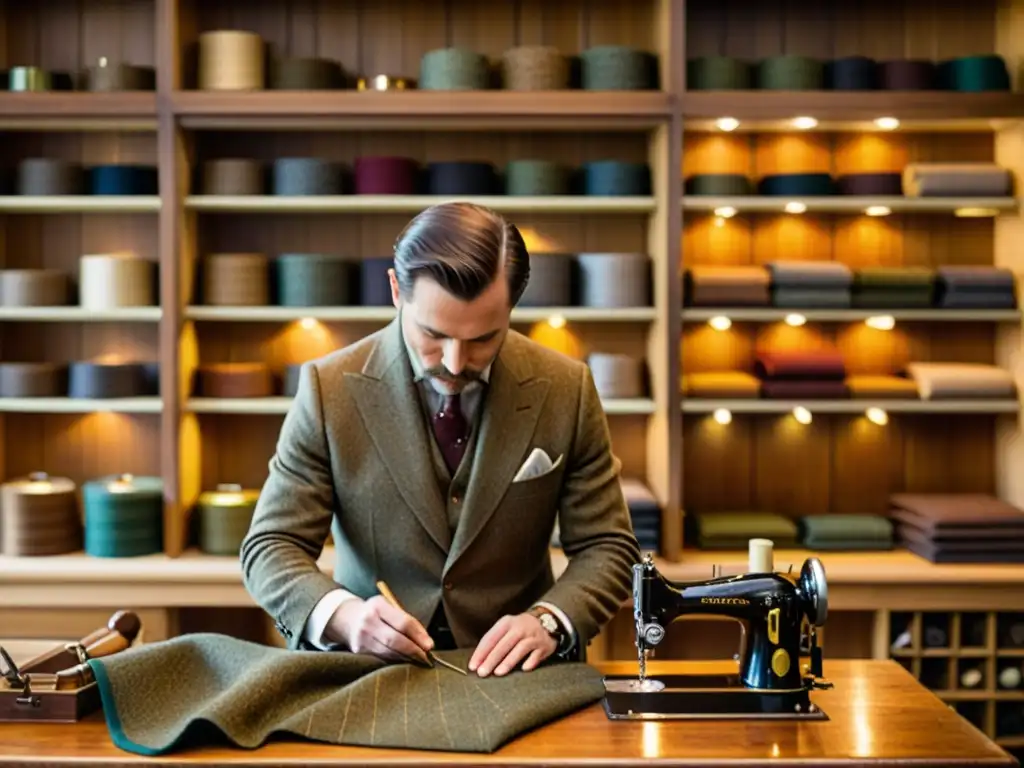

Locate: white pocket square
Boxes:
[513,447,563,483]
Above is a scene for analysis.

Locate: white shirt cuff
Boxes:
[303,588,359,650]
[534,600,577,651]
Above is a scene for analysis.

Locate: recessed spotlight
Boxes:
[713,408,732,425]
[716,117,740,132]
[866,407,889,426]
[708,315,732,331]
[865,205,891,217]
[714,206,737,218]
[792,406,813,424]
[784,313,807,327]
[784,201,807,214]
[299,317,318,330]
[792,116,818,130]
[547,314,566,329]
[955,207,1000,218]
[874,117,900,131]
[866,315,895,331]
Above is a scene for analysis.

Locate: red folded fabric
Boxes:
[755,349,847,380]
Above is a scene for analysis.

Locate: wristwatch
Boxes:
[528,606,570,654]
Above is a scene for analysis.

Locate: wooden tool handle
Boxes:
[84,632,129,659]
[80,609,141,647]
[55,663,94,691]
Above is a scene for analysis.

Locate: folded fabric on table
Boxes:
[684,266,771,306]
[755,348,846,380]
[681,371,761,398]
[899,530,1024,564]
[692,511,800,549]
[852,267,935,308]
[799,514,894,551]
[891,494,1024,563]
[760,379,849,399]
[904,362,1016,399]
[936,266,1017,309]
[86,632,604,756]
[902,163,1012,197]
[845,375,920,399]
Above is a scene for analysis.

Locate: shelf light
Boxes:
[866,407,889,426]
[716,117,740,132]
[784,201,807,214]
[865,205,891,217]
[792,116,818,130]
[714,206,737,218]
[713,408,732,425]
[874,117,900,131]
[784,313,807,327]
[865,315,895,331]
[547,314,566,329]
[955,207,1000,218]
[708,315,732,331]
[792,406,812,425]
[299,317,318,330]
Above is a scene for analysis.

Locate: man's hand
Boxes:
[468,613,557,677]
[326,596,434,665]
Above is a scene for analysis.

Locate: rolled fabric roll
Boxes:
[357,74,413,91]
[68,362,154,398]
[826,56,878,90]
[270,57,345,89]
[425,161,497,195]
[420,47,490,90]
[202,253,270,305]
[0,269,69,306]
[588,353,646,398]
[0,362,68,397]
[501,46,569,90]
[195,362,274,398]
[79,254,156,309]
[902,163,1012,197]
[577,252,650,307]
[836,172,902,196]
[7,67,73,92]
[89,164,159,195]
[879,60,937,90]
[196,484,260,555]
[757,173,835,196]
[1,472,81,557]
[82,474,163,558]
[283,364,303,396]
[275,253,354,306]
[84,59,156,91]
[17,158,85,196]
[359,257,393,306]
[580,46,655,90]
[517,253,573,307]
[353,156,419,195]
[582,161,650,196]
[684,173,753,196]
[939,55,1010,92]
[757,56,824,90]
[505,160,569,196]
[198,30,265,91]
[272,158,345,196]
[686,56,753,89]
[905,362,1016,400]
[203,159,264,196]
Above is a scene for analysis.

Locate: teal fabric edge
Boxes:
[87,658,162,756]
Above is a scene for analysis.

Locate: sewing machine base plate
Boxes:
[601,673,829,721]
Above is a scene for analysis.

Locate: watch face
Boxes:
[539,613,558,634]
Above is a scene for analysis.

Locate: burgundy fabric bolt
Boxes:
[353,156,419,195]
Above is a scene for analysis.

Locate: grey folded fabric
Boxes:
[767,260,853,287]
[772,287,852,308]
[902,163,1012,197]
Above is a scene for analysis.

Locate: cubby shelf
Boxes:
[0,398,162,414]
[0,93,158,129]
[681,196,1018,215]
[0,308,161,322]
[681,309,1022,323]
[681,399,1021,415]
[185,396,658,416]
[185,306,657,323]
[0,197,161,213]
[184,195,657,214]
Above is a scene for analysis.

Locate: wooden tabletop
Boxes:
[0,659,1017,768]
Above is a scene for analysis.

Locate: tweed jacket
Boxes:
[240,316,640,654]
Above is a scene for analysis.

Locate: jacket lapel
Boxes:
[347,318,451,553]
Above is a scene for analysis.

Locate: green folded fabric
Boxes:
[800,514,894,550]
[694,511,799,548]
[803,538,894,551]
[87,633,604,755]
[853,267,935,288]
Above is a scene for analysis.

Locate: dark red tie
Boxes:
[432,394,469,475]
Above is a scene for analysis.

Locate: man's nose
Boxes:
[443,341,466,375]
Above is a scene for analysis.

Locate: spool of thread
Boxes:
[275,254,354,306]
[84,59,156,91]
[517,253,573,307]
[505,160,569,196]
[202,253,270,305]
[577,253,649,307]
[826,56,878,90]
[272,158,345,196]
[748,538,774,573]
[359,257,393,306]
[686,57,752,89]
[68,362,153,398]
[587,353,646,398]
[501,46,569,90]
[82,474,163,558]
[7,67,73,92]
[0,269,69,306]
[17,159,85,196]
[89,165,158,195]
[1,472,80,557]
[999,665,1022,689]
[758,56,824,90]
[836,172,902,196]
[357,75,412,91]
[0,362,67,397]
[79,254,155,309]
[582,161,650,196]
[939,55,1011,91]
[425,161,497,195]
[580,46,654,90]
[198,30,265,91]
[202,159,264,195]
[420,48,490,90]
[353,156,419,195]
[879,60,937,90]
[283,364,303,397]
[195,363,274,398]
[758,173,835,196]
[196,484,260,555]
[960,668,984,689]
[271,57,344,89]
[684,174,753,196]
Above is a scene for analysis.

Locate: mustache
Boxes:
[424,365,482,384]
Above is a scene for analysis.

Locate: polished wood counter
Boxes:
[0,660,1016,768]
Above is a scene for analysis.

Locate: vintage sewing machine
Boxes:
[603,539,833,720]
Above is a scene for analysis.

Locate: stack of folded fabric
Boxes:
[690,511,800,550]
[755,347,848,399]
[680,370,761,399]
[622,478,661,553]
[852,267,935,308]
[799,514,895,551]
[684,266,771,306]
[935,266,1017,309]
[902,162,1012,198]
[767,260,853,308]
[904,362,1016,400]
[845,374,920,399]
[890,493,1024,563]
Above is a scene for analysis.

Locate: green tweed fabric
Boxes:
[87,633,605,755]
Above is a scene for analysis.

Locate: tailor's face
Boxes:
[390,269,510,395]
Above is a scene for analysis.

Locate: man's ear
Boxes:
[388,268,401,308]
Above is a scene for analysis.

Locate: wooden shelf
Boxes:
[0,397,162,414]
[682,399,1021,415]
[0,307,161,322]
[682,196,1018,215]
[186,396,657,415]
[184,195,656,214]
[185,306,657,323]
[0,93,157,130]
[681,308,1022,323]
[0,196,161,213]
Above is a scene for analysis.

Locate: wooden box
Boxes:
[0,643,101,723]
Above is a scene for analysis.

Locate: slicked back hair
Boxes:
[392,202,530,306]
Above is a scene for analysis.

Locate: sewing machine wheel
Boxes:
[799,557,828,627]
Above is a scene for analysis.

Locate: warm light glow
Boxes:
[547,314,566,329]
[716,117,740,132]
[784,313,807,327]
[792,116,818,130]
[299,317,318,330]
[713,408,732,425]
[865,205,891,217]
[865,314,895,331]
[866,407,889,426]
[874,116,900,131]
[784,201,807,214]
[714,206,737,218]
[714,216,726,228]
[708,315,732,331]
[792,406,812,425]
[955,207,1000,218]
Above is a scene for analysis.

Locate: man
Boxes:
[240,201,640,678]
